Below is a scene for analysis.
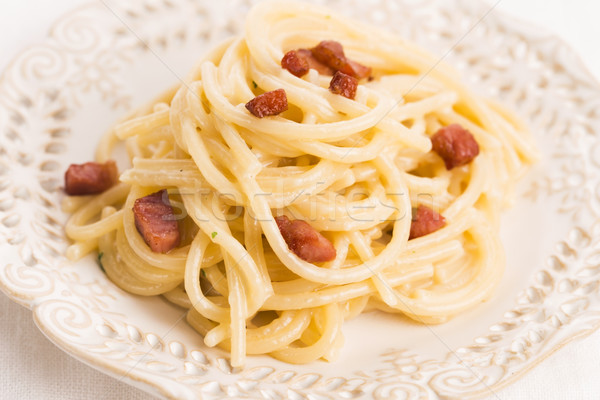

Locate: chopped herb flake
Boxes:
[252,80,258,89]
[201,269,206,278]
[98,252,105,273]
[211,231,218,239]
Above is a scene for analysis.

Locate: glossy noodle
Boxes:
[63,0,538,367]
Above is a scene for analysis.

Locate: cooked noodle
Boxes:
[63,0,537,366]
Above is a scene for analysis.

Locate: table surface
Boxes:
[1,1,599,399]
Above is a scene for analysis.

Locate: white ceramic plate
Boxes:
[2,0,600,398]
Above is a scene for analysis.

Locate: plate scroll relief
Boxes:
[1,0,600,399]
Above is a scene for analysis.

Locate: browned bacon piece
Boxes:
[311,40,371,79]
[329,71,358,99]
[409,205,446,240]
[281,50,310,77]
[431,124,480,170]
[275,215,336,263]
[64,160,118,196]
[339,59,372,80]
[296,49,335,75]
[311,40,347,71]
[133,190,180,253]
[245,88,288,118]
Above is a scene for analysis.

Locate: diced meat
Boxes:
[311,40,371,79]
[275,215,336,263]
[281,50,310,77]
[311,40,347,71]
[296,49,335,75]
[64,160,118,195]
[245,88,288,118]
[431,124,480,170]
[409,205,446,240]
[133,190,180,253]
[339,59,372,80]
[329,71,358,99]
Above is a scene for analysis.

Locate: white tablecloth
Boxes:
[1,1,599,399]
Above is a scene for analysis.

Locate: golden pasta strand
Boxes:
[63,0,537,367]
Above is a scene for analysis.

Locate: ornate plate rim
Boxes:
[2,0,600,399]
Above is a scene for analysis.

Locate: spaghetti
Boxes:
[63,0,538,367]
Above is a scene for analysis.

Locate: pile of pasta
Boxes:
[64,0,537,366]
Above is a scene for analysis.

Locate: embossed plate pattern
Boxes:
[1,0,600,399]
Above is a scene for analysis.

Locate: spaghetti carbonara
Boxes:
[63,0,538,367]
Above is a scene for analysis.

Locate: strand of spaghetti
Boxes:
[344,296,370,320]
[65,238,98,261]
[62,195,92,213]
[264,236,464,309]
[278,129,392,164]
[95,127,120,163]
[100,228,180,296]
[186,308,216,336]
[115,229,184,281]
[443,155,488,220]
[163,285,192,309]
[203,264,230,297]
[204,292,310,354]
[243,210,273,293]
[245,1,442,78]
[287,182,396,231]
[244,310,311,354]
[168,87,193,154]
[204,323,230,347]
[246,152,411,285]
[270,303,341,364]
[327,235,351,270]
[189,309,312,355]
[204,120,352,208]
[201,62,397,142]
[382,218,502,318]
[65,183,129,243]
[66,209,123,243]
[175,98,243,200]
[248,59,434,150]
[184,232,230,323]
[258,159,346,193]
[387,91,458,122]
[193,116,280,296]
[296,313,344,362]
[264,264,433,310]
[119,158,208,190]
[348,230,398,307]
[182,191,269,314]
[134,126,174,146]
[115,108,170,140]
[239,127,305,158]
[270,277,324,295]
[485,98,540,163]
[221,40,256,101]
[150,141,173,159]
[224,251,247,367]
